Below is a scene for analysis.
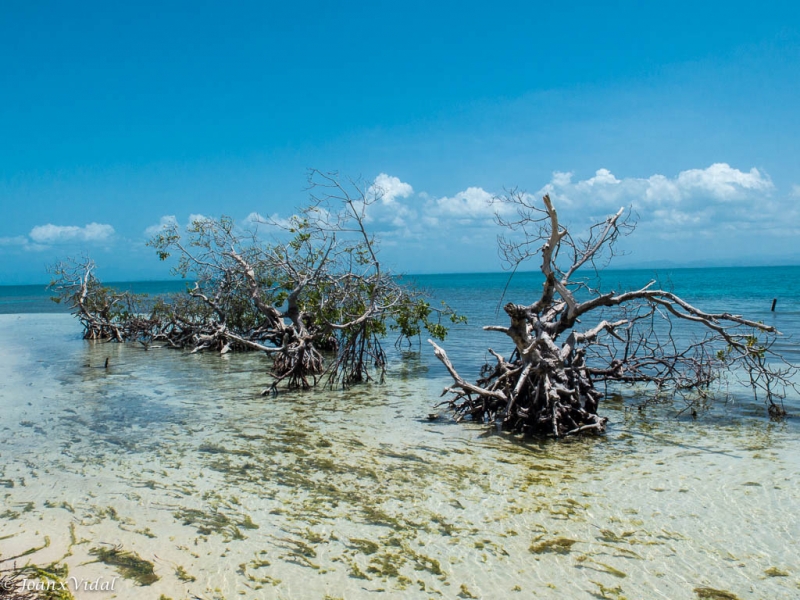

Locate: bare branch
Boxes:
[432,193,797,437]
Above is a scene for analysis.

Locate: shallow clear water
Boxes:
[2,314,800,599]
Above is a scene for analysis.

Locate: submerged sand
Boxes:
[1,314,799,599]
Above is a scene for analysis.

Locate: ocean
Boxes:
[6,265,800,368]
[1,267,799,599]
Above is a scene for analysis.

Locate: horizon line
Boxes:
[3,262,800,288]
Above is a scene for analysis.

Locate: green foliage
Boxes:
[391,298,466,344]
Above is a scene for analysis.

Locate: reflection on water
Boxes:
[1,314,799,599]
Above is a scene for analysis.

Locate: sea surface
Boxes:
[1,267,799,599]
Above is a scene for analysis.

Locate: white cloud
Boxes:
[357,165,798,267]
[356,174,416,227]
[674,163,772,201]
[551,171,573,187]
[267,212,307,230]
[360,177,505,237]
[29,222,115,244]
[0,235,49,252]
[0,235,28,246]
[369,173,413,205]
[530,163,787,242]
[642,174,681,204]
[430,186,497,218]
[583,168,621,187]
[244,212,266,224]
[264,166,791,265]
[188,214,211,226]
[651,208,706,226]
[144,215,178,237]
[539,163,773,211]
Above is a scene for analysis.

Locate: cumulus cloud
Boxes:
[369,173,414,205]
[243,211,308,231]
[530,163,789,242]
[361,173,503,235]
[539,163,773,212]
[430,187,497,219]
[262,165,792,264]
[0,235,28,247]
[675,164,773,201]
[0,235,50,252]
[188,214,211,226]
[244,212,266,224]
[263,212,307,230]
[144,211,301,243]
[358,164,800,263]
[144,215,178,237]
[29,222,115,244]
[358,174,415,227]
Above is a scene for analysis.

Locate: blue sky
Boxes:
[2,1,800,283]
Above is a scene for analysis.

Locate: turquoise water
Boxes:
[1,268,799,598]
[0,280,190,314]
[408,266,800,373]
[3,266,799,407]
[6,266,800,366]
[7,265,800,314]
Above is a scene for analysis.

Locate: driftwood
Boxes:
[431,193,797,437]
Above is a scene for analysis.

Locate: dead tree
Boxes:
[48,257,158,343]
[430,193,797,437]
[50,171,461,392]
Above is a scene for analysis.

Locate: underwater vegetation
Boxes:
[88,545,158,586]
